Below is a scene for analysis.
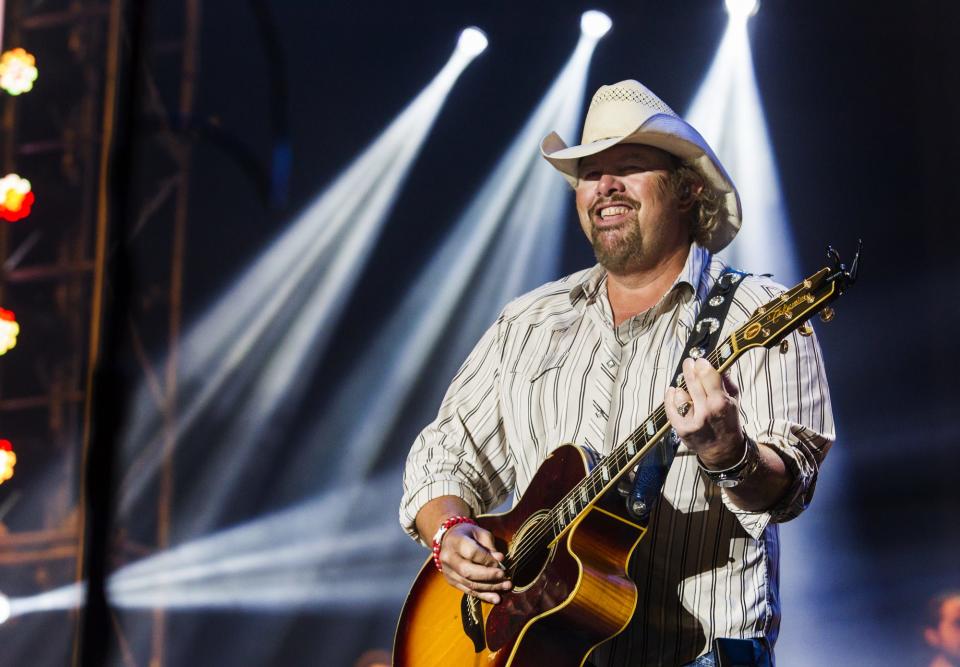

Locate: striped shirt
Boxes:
[400,243,834,666]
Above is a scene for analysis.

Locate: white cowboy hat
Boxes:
[541,79,741,252]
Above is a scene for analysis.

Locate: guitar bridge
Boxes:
[460,594,485,653]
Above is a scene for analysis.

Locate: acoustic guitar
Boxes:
[394,244,860,667]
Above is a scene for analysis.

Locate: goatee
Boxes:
[591,218,644,274]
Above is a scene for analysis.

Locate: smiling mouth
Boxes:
[593,203,633,227]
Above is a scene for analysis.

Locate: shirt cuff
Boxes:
[717,431,816,540]
[399,478,486,547]
[718,492,772,541]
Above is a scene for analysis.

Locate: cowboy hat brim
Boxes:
[541,113,742,253]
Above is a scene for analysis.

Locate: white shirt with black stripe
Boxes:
[400,243,835,666]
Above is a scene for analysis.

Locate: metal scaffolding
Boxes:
[0,1,201,665]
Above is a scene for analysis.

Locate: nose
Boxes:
[595,172,624,197]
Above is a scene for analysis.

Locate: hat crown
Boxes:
[581,80,678,145]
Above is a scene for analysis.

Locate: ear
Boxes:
[676,180,703,212]
[925,627,941,648]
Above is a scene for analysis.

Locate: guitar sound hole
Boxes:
[507,513,555,590]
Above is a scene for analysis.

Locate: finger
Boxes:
[664,387,679,419]
[665,386,690,419]
[446,564,510,591]
[443,536,507,581]
[695,358,724,394]
[721,371,740,399]
[682,358,707,409]
[458,558,509,584]
[664,388,686,428]
[450,529,499,567]
[452,580,501,605]
[472,527,505,563]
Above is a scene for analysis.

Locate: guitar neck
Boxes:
[539,264,844,542]
[540,336,739,541]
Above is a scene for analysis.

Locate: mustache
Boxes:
[589,195,640,218]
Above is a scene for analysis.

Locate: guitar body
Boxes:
[393,444,646,667]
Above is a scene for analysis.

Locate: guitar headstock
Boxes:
[732,240,861,353]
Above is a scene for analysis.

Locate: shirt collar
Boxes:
[569,243,712,308]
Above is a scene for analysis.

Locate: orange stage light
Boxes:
[0,440,15,485]
[0,48,39,96]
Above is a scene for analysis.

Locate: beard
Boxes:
[590,196,644,273]
[592,222,643,273]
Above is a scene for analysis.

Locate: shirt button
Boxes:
[606,359,616,368]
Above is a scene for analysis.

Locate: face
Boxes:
[927,596,960,659]
[574,144,689,275]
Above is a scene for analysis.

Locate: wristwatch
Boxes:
[697,433,760,488]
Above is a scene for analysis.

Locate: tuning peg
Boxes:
[819,307,835,323]
[798,322,814,337]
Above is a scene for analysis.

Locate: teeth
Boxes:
[600,206,629,218]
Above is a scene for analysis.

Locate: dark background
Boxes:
[1,0,958,664]
[178,1,960,663]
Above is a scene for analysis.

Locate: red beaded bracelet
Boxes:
[431,515,477,573]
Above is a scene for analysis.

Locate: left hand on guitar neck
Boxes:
[665,357,747,469]
[665,357,794,511]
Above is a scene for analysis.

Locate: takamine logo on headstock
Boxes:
[732,240,862,355]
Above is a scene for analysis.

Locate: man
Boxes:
[925,592,960,667]
[400,80,834,666]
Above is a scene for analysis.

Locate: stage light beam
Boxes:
[725,0,759,20]
[686,3,798,283]
[580,10,613,40]
[8,20,595,648]
[0,472,424,622]
[118,28,484,521]
[294,27,603,489]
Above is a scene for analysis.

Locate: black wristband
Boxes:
[697,433,760,488]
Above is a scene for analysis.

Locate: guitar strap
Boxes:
[626,267,749,524]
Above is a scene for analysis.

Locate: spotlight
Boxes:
[0,440,15,485]
[0,48,38,96]
[725,0,759,20]
[0,309,19,356]
[580,10,612,39]
[0,173,35,222]
[456,27,488,58]
[0,593,10,625]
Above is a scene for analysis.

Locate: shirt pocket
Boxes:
[507,322,579,382]
[502,323,580,449]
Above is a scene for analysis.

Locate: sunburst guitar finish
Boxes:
[393,444,645,667]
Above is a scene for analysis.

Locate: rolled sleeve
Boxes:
[399,317,515,545]
[721,285,835,539]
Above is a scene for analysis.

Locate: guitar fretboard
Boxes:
[498,256,852,584]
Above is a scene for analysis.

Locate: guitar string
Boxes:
[503,281,831,574]
[505,279,834,574]
[505,304,793,574]
[505,277,830,571]
[504,363,711,573]
[504,333,732,572]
